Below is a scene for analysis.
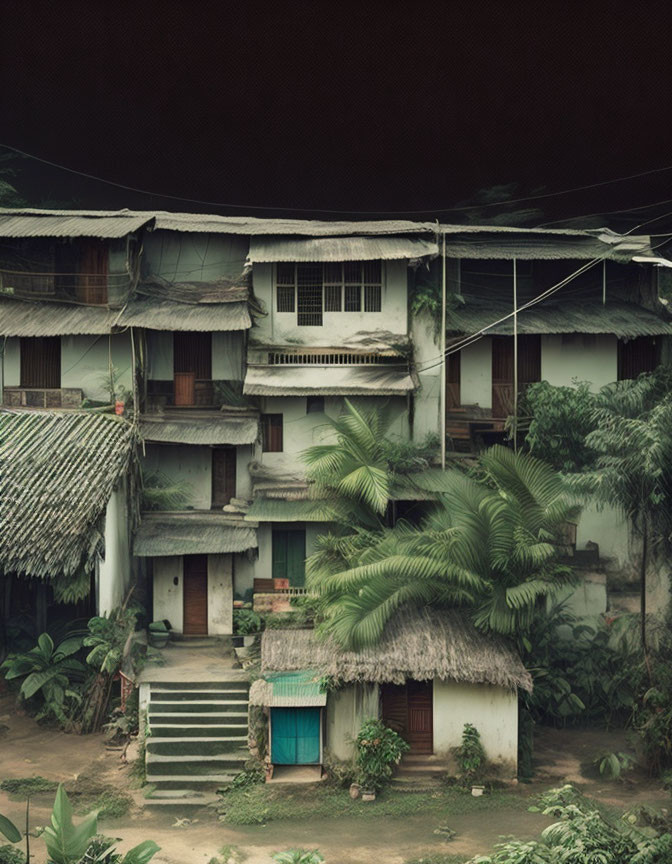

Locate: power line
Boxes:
[4,142,672,217]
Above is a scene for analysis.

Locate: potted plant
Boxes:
[232,609,261,655]
[148,620,171,648]
[355,718,409,801]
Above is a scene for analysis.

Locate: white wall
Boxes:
[152,553,233,634]
[3,338,20,386]
[142,443,212,509]
[153,556,183,630]
[433,679,518,771]
[251,260,409,347]
[460,338,492,408]
[213,331,244,380]
[411,310,441,441]
[143,231,249,282]
[146,331,172,380]
[326,683,380,761]
[541,335,617,390]
[61,333,133,401]
[98,484,131,615]
[576,502,630,566]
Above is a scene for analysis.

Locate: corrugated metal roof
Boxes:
[441,234,653,261]
[245,498,339,522]
[139,412,258,446]
[249,671,327,707]
[0,212,154,238]
[446,295,672,337]
[153,214,438,235]
[116,299,251,331]
[243,364,418,396]
[133,512,257,556]
[0,297,116,336]
[247,236,438,262]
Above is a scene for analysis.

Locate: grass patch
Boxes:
[217,784,527,826]
[73,789,133,820]
[209,846,247,864]
[0,776,58,799]
[0,846,24,864]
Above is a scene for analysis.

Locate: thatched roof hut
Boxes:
[260,607,532,692]
[0,409,135,579]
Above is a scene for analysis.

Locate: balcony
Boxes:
[3,387,84,409]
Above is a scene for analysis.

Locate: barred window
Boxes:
[275,261,382,324]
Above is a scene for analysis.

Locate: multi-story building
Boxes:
[2,208,671,638]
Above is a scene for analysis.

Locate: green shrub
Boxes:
[355,718,409,791]
[232,609,261,636]
[272,851,324,864]
[0,845,23,864]
[455,724,486,783]
[0,776,59,798]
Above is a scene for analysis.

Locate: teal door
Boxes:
[271,708,321,764]
[272,529,306,586]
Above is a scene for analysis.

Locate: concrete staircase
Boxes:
[144,679,249,806]
[391,754,448,792]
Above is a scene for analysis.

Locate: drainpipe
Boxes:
[440,232,447,470]
[513,258,518,452]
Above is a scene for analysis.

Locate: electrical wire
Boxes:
[4,142,672,217]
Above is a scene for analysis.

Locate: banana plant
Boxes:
[0,812,21,844]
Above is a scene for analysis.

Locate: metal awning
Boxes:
[116,298,251,331]
[249,671,327,708]
[245,498,339,522]
[243,364,418,396]
[0,213,154,238]
[440,234,654,261]
[0,298,117,336]
[133,512,258,557]
[139,413,258,446]
[247,235,438,263]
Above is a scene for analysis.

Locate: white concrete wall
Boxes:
[433,679,518,771]
[326,683,380,761]
[153,556,183,630]
[143,231,248,283]
[251,260,408,346]
[555,571,607,623]
[3,338,20,386]
[541,335,617,390]
[142,443,211,509]
[411,310,441,441]
[151,553,233,634]
[97,483,131,615]
[207,553,233,635]
[146,331,172,380]
[61,333,133,401]
[576,503,630,566]
[460,338,492,408]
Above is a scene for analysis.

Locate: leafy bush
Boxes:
[594,751,635,781]
[381,433,440,473]
[0,776,59,797]
[232,609,261,636]
[469,784,672,863]
[84,608,140,676]
[272,851,324,864]
[0,633,86,725]
[354,718,409,791]
[521,380,597,472]
[0,845,23,864]
[455,724,486,783]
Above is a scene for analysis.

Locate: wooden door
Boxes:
[174,333,212,405]
[382,680,433,754]
[212,447,237,508]
[183,555,208,636]
[77,239,108,304]
[491,335,541,418]
[174,372,196,406]
[446,350,461,409]
[20,337,61,388]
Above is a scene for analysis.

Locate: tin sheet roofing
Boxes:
[247,235,438,262]
[139,412,258,446]
[0,211,154,238]
[133,512,258,556]
[249,671,327,707]
[116,298,251,331]
[243,364,418,396]
[0,297,117,336]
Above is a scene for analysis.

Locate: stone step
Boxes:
[146,754,248,776]
[145,774,237,789]
[149,701,247,713]
[150,689,249,701]
[148,712,248,724]
[143,794,219,807]
[147,738,247,756]
[149,722,247,737]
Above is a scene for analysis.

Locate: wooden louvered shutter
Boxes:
[77,239,108,304]
[618,337,657,380]
[174,333,212,406]
[183,554,208,636]
[20,337,61,388]
[262,414,283,452]
[211,447,237,508]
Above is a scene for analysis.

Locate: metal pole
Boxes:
[513,258,518,452]
[440,232,447,470]
[0,336,5,407]
[602,259,607,305]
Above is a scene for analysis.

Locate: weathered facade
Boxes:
[2,207,671,637]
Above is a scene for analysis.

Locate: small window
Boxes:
[277,285,295,312]
[344,285,361,312]
[364,284,381,312]
[262,413,283,452]
[324,285,342,312]
[306,396,325,414]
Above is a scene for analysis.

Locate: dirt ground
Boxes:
[0,693,669,864]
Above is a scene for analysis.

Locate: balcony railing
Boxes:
[3,387,84,409]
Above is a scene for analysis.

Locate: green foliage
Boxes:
[355,718,409,791]
[381,433,440,474]
[594,751,635,781]
[521,380,597,472]
[140,469,193,511]
[0,816,20,845]
[311,444,580,649]
[0,777,59,798]
[272,851,324,864]
[82,790,132,820]
[0,633,86,725]
[468,784,672,863]
[232,609,261,636]
[405,856,468,864]
[221,769,264,792]
[456,724,486,782]
[0,845,23,864]
[83,608,139,676]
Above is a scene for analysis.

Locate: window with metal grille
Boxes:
[306,395,325,413]
[262,413,283,451]
[275,261,382,323]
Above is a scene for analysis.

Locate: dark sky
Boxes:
[2,0,672,225]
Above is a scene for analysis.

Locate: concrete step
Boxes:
[151,680,248,691]
[146,753,248,776]
[149,722,247,737]
[147,738,247,756]
[396,763,447,775]
[151,689,249,701]
[148,712,248,724]
[149,701,248,713]
[145,774,237,790]
[144,794,219,807]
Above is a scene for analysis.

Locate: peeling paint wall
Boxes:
[98,482,131,615]
[540,334,617,389]
[326,683,379,761]
[153,556,183,631]
[61,333,133,400]
[152,553,233,634]
[207,553,233,635]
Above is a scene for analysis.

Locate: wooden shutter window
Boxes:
[20,337,61,388]
[272,529,306,586]
[212,447,237,508]
[262,414,283,452]
[491,335,541,417]
[77,239,109,305]
[174,333,212,406]
[618,336,657,380]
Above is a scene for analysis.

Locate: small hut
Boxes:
[250,607,532,773]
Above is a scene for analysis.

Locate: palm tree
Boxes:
[307,444,579,650]
[570,371,672,654]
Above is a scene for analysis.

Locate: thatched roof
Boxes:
[261,607,533,692]
[0,410,135,578]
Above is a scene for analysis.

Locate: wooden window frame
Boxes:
[274,261,383,324]
[262,413,283,452]
[211,447,237,509]
[19,337,61,389]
